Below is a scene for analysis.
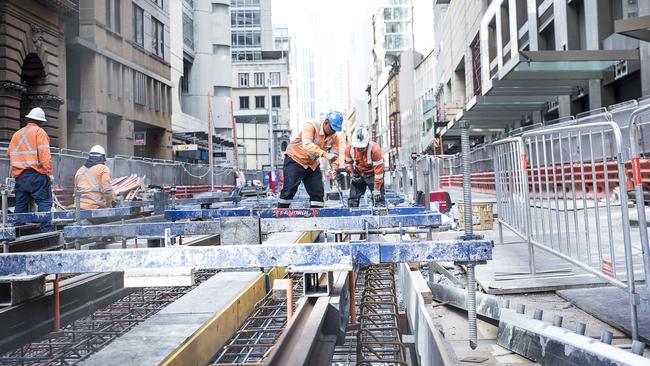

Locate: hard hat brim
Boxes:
[25,114,47,122]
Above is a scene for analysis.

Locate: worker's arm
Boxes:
[36,129,52,176]
[371,145,385,190]
[329,136,340,170]
[100,166,114,206]
[344,145,353,174]
[300,123,326,159]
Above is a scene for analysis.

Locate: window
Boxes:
[255,96,265,109]
[254,72,265,87]
[239,73,249,87]
[134,71,146,105]
[231,10,261,28]
[152,17,164,58]
[272,95,280,108]
[231,30,261,49]
[183,13,194,48]
[181,61,190,93]
[106,0,121,33]
[239,96,249,109]
[133,4,144,46]
[270,72,280,86]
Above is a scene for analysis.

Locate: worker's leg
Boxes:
[278,156,307,208]
[348,178,367,208]
[32,173,53,232]
[303,167,324,208]
[13,173,31,213]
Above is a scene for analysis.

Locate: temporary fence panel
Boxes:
[493,120,646,340]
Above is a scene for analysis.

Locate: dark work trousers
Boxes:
[278,155,324,208]
[15,168,53,232]
[348,175,385,208]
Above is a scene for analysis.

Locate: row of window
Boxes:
[104,57,171,115]
[232,0,260,7]
[231,30,261,49]
[238,95,281,109]
[105,1,165,59]
[231,10,261,28]
[232,51,262,61]
[238,72,281,87]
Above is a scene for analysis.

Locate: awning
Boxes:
[615,15,650,42]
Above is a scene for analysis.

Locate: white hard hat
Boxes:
[351,127,371,149]
[25,107,47,122]
[89,145,106,155]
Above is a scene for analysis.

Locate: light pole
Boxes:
[267,75,275,192]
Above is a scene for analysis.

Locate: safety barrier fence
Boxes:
[0,147,235,204]
[492,116,650,341]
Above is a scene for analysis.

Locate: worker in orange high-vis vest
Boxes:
[74,145,114,210]
[344,126,385,207]
[7,107,53,232]
[278,111,343,208]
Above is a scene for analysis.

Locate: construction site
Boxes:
[3,0,650,365]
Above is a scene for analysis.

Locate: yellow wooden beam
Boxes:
[161,230,320,365]
[160,273,266,366]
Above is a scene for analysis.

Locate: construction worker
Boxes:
[7,107,53,231]
[345,126,385,207]
[278,111,343,208]
[74,145,114,209]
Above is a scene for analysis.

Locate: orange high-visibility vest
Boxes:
[285,121,339,171]
[74,164,114,209]
[7,123,52,177]
[344,141,385,190]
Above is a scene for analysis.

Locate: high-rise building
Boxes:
[169,0,237,165]
[66,0,173,159]
[373,0,414,75]
[231,0,290,171]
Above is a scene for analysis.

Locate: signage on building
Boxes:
[134,132,146,146]
[389,115,401,149]
[173,144,198,152]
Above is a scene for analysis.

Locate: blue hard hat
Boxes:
[325,110,343,132]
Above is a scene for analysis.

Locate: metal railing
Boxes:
[493,118,647,340]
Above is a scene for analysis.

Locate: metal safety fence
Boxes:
[492,117,650,341]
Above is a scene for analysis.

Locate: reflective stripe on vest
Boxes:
[10,127,37,159]
[77,167,102,192]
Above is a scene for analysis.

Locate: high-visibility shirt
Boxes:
[344,141,385,190]
[7,123,52,177]
[285,121,340,171]
[74,164,114,209]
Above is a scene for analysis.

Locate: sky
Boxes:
[271,0,377,115]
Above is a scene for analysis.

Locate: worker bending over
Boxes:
[345,127,385,207]
[7,107,53,232]
[278,111,343,208]
[74,145,114,209]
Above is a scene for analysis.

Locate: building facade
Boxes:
[429,0,650,154]
[169,0,237,165]
[0,0,75,146]
[65,0,172,159]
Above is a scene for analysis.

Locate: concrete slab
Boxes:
[557,286,650,343]
[80,271,261,366]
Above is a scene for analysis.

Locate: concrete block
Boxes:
[220,217,261,245]
[123,267,195,288]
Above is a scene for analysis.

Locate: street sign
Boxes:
[134,132,146,146]
[173,144,198,152]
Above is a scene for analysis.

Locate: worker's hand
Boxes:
[322,152,338,164]
[328,170,338,180]
[372,190,381,202]
[351,171,363,184]
[48,175,54,183]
